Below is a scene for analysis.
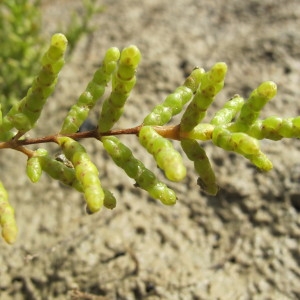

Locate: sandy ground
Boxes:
[0,0,300,299]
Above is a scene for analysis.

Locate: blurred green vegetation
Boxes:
[0,0,103,115]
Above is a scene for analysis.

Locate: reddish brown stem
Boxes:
[0,124,183,156]
[152,124,181,140]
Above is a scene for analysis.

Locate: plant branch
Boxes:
[0,123,189,151]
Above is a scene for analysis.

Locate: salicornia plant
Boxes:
[1,33,299,244]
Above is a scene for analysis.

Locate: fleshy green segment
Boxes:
[212,126,273,171]
[57,137,104,213]
[4,33,67,133]
[60,47,120,134]
[37,148,83,192]
[181,139,218,195]
[98,45,141,133]
[103,189,117,209]
[246,116,300,140]
[143,68,204,126]
[244,152,273,171]
[180,62,227,132]
[212,127,260,154]
[0,181,18,244]
[138,126,186,181]
[102,136,177,205]
[183,67,205,93]
[180,123,215,141]
[26,154,43,183]
[235,81,277,130]
[210,95,245,125]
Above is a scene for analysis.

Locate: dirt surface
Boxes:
[1,0,300,299]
